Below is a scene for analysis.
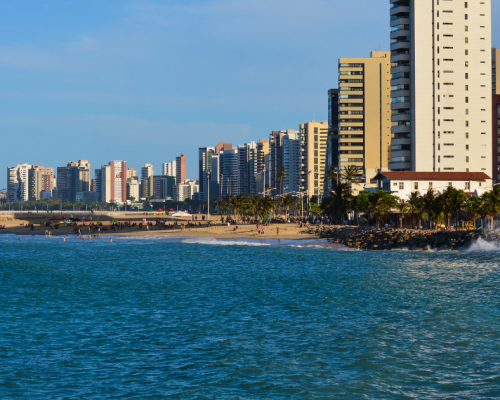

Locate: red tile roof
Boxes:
[375,171,491,181]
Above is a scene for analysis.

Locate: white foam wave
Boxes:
[180,237,271,247]
[115,235,188,241]
[467,238,500,252]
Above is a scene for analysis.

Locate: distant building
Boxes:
[199,147,215,201]
[162,161,177,177]
[7,163,31,202]
[29,165,55,201]
[95,161,127,203]
[153,175,176,199]
[57,160,91,203]
[126,178,139,202]
[174,180,199,202]
[325,88,339,195]
[238,142,258,196]
[492,48,500,183]
[300,121,328,198]
[176,153,186,184]
[141,164,154,180]
[221,149,238,198]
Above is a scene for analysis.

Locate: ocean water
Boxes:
[1,234,500,399]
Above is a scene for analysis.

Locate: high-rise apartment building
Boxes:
[56,160,91,202]
[493,48,500,182]
[29,165,54,201]
[269,130,299,196]
[126,178,140,202]
[176,153,186,184]
[493,48,499,94]
[162,161,177,177]
[325,89,340,194]
[237,142,258,196]
[282,132,302,194]
[337,52,392,193]
[141,164,154,180]
[127,168,137,179]
[300,121,329,198]
[199,147,215,200]
[221,149,239,198]
[95,161,127,203]
[7,164,31,202]
[389,0,492,177]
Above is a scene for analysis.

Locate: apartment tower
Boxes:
[176,153,186,184]
[7,164,31,202]
[338,51,392,192]
[96,161,127,203]
[493,48,500,182]
[389,0,492,177]
[300,121,328,198]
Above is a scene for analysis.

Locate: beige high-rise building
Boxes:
[7,164,31,202]
[338,51,392,192]
[390,0,492,177]
[493,48,499,94]
[300,121,328,198]
[29,165,54,201]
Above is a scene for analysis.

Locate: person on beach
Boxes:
[277,228,280,237]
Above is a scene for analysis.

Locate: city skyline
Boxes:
[2,0,500,189]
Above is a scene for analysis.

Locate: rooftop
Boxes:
[374,171,491,181]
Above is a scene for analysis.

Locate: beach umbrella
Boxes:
[157,208,163,212]
[169,208,174,211]
[110,220,118,224]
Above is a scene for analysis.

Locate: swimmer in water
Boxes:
[109,238,113,243]
[63,237,66,242]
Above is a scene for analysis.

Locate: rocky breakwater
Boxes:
[306,227,500,251]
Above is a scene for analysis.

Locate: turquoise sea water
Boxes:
[1,234,500,399]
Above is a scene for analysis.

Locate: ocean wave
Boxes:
[466,238,500,252]
[180,237,271,247]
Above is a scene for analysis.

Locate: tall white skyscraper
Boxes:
[141,164,154,180]
[389,0,492,177]
[162,161,177,177]
[7,164,31,202]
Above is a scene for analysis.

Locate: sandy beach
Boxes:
[0,213,320,240]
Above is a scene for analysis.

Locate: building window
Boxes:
[414,182,419,190]
[466,156,469,163]
[448,182,453,187]
[399,182,404,190]
[429,182,433,189]
[465,182,470,190]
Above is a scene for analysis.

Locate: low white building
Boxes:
[374,172,492,199]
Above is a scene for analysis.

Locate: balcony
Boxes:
[390,5,410,15]
[391,40,410,51]
[390,17,410,27]
[391,29,410,40]
[391,137,411,146]
[391,53,410,63]
[391,101,411,111]
[392,125,411,135]
[388,161,411,171]
[391,113,411,123]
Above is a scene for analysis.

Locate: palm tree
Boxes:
[483,185,500,230]
[464,196,481,230]
[321,182,351,224]
[407,191,423,228]
[341,165,363,194]
[366,191,398,227]
[280,195,296,220]
[277,167,286,196]
[325,166,339,192]
[441,187,467,230]
[395,200,409,228]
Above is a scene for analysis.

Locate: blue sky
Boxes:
[1,0,499,189]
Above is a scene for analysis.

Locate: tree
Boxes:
[407,191,423,228]
[321,182,351,224]
[366,190,398,227]
[441,187,467,230]
[341,165,363,194]
[277,167,286,196]
[395,200,409,228]
[483,185,500,230]
[280,195,296,220]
